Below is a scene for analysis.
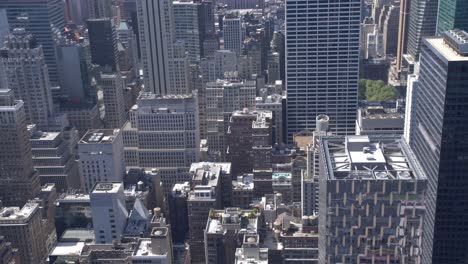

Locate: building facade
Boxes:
[285,0,360,140]
[318,135,427,264]
[0,28,54,128]
[78,129,125,192]
[0,89,40,206]
[410,30,468,264]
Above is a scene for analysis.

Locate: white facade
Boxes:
[285,0,361,140]
[199,50,238,83]
[78,129,125,192]
[223,14,243,55]
[90,182,128,244]
[404,74,418,144]
[0,28,54,128]
[122,93,200,193]
[137,0,174,95]
[137,0,190,95]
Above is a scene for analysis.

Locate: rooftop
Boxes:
[91,182,123,194]
[206,208,258,235]
[0,202,38,223]
[320,135,426,181]
[30,131,61,141]
[359,105,404,120]
[425,34,468,61]
[233,174,254,190]
[80,129,120,144]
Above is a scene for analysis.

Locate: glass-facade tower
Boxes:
[410,30,468,263]
[436,0,468,34]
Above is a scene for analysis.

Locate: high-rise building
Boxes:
[318,135,427,263]
[0,9,9,45]
[223,13,243,55]
[436,0,468,34]
[116,21,140,80]
[0,0,65,85]
[64,0,89,25]
[406,0,439,59]
[56,38,95,102]
[169,182,190,244]
[87,0,113,19]
[198,0,215,58]
[0,202,49,263]
[410,30,468,264]
[87,18,119,72]
[78,129,125,192]
[256,94,284,145]
[0,89,40,207]
[136,0,174,95]
[90,182,128,244]
[205,79,256,158]
[382,4,400,57]
[187,162,227,263]
[404,74,418,143]
[395,0,412,72]
[227,109,273,177]
[173,1,201,64]
[0,28,54,128]
[285,0,360,140]
[99,72,127,129]
[122,93,200,193]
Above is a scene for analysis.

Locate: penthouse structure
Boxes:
[318,135,427,263]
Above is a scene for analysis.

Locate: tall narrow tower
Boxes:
[0,89,40,206]
[285,0,361,140]
[410,30,468,263]
[136,0,174,95]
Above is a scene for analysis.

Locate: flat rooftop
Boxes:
[134,238,168,257]
[91,182,123,194]
[80,129,120,144]
[425,36,468,62]
[206,208,258,235]
[30,131,61,141]
[320,135,426,181]
[0,203,38,223]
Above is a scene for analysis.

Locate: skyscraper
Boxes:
[136,0,174,95]
[0,0,65,85]
[410,30,468,263]
[0,89,40,206]
[87,18,119,72]
[87,0,113,19]
[436,0,468,34]
[406,0,439,59]
[223,13,243,55]
[0,28,54,129]
[173,1,201,64]
[285,0,361,140]
[99,72,127,129]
